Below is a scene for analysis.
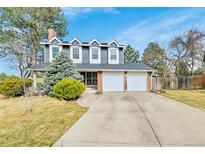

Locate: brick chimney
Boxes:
[48,29,57,40]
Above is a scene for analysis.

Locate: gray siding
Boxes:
[72,40,80,46]
[82,47,89,64]
[119,47,124,64]
[110,42,117,48]
[51,39,59,44]
[44,40,124,64]
[101,47,108,64]
[91,41,99,47]
[44,45,49,63]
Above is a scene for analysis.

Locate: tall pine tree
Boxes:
[124,45,140,63]
[143,42,166,76]
[43,52,83,95]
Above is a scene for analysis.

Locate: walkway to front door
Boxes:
[53,92,205,147]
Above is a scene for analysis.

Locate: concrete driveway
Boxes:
[53,92,205,147]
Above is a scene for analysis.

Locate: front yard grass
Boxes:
[162,90,205,111]
[0,95,88,146]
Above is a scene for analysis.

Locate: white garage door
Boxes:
[127,72,147,91]
[103,72,124,91]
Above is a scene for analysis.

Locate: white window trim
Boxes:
[89,46,101,64]
[44,46,46,63]
[49,45,62,62]
[108,47,119,64]
[48,37,62,43]
[70,46,82,63]
[89,39,101,45]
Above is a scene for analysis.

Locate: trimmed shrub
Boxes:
[0,77,32,97]
[53,78,86,100]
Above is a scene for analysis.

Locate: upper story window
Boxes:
[52,47,60,59]
[110,49,117,60]
[70,46,82,63]
[49,45,62,62]
[89,47,101,64]
[92,48,98,59]
[72,47,80,59]
[108,47,119,64]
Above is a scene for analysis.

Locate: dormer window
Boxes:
[73,47,80,59]
[92,48,98,59]
[52,47,59,59]
[108,47,119,64]
[49,45,62,62]
[70,46,82,63]
[90,47,101,64]
[110,49,117,60]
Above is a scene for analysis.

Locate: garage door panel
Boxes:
[103,72,124,91]
[127,72,147,91]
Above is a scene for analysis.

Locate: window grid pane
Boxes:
[92,48,98,59]
[52,47,59,58]
[73,47,79,59]
[111,49,117,60]
[86,72,97,86]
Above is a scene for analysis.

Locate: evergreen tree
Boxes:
[43,52,83,95]
[124,45,140,63]
[0,8,67,77]
[143,42,166,76]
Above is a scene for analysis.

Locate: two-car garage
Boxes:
[103,71,148,92]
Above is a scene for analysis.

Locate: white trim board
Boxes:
[89,46,101,64]
[49,44,62,62]
[108,47,119,64]
[70,46,82,63]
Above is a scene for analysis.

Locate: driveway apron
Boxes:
[53,92,160,147]
[53,92,205,147]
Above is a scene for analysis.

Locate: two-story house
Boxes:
[30,29,154,93]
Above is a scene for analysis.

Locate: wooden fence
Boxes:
[152,75,205,90]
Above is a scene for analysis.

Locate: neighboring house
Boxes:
[30,29,154,93]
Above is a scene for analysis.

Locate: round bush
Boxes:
[53,78,86,100]
[0,77,32,97]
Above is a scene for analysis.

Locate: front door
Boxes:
[80,72,97,87]
[86,72,97,86]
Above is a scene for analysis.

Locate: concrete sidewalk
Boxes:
[53,92,205,147]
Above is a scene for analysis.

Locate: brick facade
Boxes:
[124,71,127,91]
[97,71,103,93]
[147,72,152,91]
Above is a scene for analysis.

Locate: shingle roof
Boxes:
[30,63,154,72]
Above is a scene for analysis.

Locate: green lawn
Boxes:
[0,95,88,146]
[162,90,205,111]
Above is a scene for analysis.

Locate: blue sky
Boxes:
[1,7,205,75]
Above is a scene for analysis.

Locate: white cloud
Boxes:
[63,7,120,18]
[116,8,205,53]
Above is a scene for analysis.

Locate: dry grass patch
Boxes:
[0,96,88,146]
[162,90,205,111]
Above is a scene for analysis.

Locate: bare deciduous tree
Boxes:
[168,28,205,76]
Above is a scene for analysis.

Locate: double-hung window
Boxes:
[110,49,117,60]
[73,47,80,59]
[108,47,119,64]
[71,46,82,63]
[90,47,100,64]
[50,45,62,62]
[91,47,98,60]
[52,47,59,59]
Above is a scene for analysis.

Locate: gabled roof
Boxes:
[40,37,125,47]
[89,38,101,45]
[48,37,62,43]
[69,38,82,44]
[108,40,124,48]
